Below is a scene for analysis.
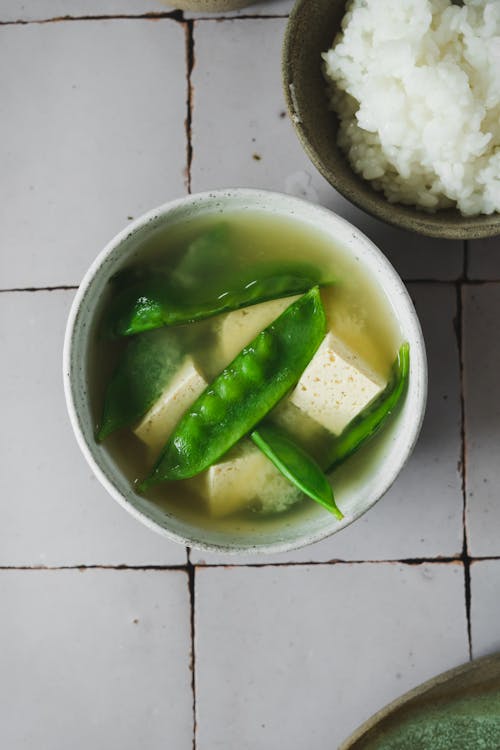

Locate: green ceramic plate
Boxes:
[341,654,500,749]
[282,0,500,240]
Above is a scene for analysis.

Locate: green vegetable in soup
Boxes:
[325,342,410,472]
[106,224,332,337]
[251,423,343,520]
[97,328,183,441]
[168,223,234,290]
[139,287,326,487]
[107,270,327,338]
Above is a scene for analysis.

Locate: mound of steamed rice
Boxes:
[323,0,500,216]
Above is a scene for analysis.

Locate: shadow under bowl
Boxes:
[282,0,500,241]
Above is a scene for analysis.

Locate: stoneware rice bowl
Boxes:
[283,0,500,241]
[167,0,252,11]
[63,188,427,555]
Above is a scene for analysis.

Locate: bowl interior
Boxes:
[283,0,500,240]
[65,189,427,554]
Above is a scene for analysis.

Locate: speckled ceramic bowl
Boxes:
[283,0,500,240]
[63,189,427,554]
[340,653,500,749]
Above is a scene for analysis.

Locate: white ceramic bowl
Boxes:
[63,189,427,554]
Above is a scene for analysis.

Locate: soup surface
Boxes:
[90,210,402,535]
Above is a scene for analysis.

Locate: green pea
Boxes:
[182,413,204,444]
[216,372,243,402]
[253,330,276,361]
[199,390,225,422]
[240,352,264,383]
[139,287,326,486]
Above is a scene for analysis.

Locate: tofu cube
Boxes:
[290,332,385,436]
[134,357,207,454]
[194,440,301,518]
[270,400,326,449]
[216,296,300,366]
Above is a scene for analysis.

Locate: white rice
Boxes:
[323,0,500,216]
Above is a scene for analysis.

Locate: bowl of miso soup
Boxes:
[64,189,427,554]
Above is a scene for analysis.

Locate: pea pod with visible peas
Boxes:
[251,423,344,520]
[325,342,410,472]
[139,287,326,488]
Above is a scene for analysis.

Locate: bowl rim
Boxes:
[282,0,500,241]
[339,652,500,749]
[63,187,428,555]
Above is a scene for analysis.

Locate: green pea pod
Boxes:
[139,287,326,487]
[251,423,344,520]
[106,223,334,338]
[107,271,328,337]
[325,342,410,472]
[97,329,183,441]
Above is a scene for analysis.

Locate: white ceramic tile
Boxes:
[191,283,463,565]
[0,20,186,288]
[0,291,187,566]
[184,0,293,18]
[191,18,463,281]
[470,560,500,660]
[0,0,175,21]
[195,563,468,750]
[468,237,500,281]
[464,284,500,557]
[0,569,192,749]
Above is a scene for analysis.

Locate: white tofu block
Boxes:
[195,441,301,519]
[134,358,207,454]
[217,296,300,366]
[270,400,326,448]
[290,332,385,436]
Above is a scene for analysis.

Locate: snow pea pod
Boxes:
[97,328,183,441]
[251,423,344,519]
[325,342,410,472]
[139,287,326,487]
[107,266,330,338]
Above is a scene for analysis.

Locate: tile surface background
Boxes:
[1,2,499,748]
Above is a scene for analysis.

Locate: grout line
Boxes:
[0,557,475,571]
[192,557,465,567]
[0,11,184,26]
[184,19,195,194]
[0,11,289,26]
[187,549,197,750]
[0,285,78,293]
[6,555,500,573]
[463,239,469,280]
[455,281,473,659]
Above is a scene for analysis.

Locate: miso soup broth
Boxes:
[90,210,402,535]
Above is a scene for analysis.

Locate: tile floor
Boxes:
[0,3,499,748]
